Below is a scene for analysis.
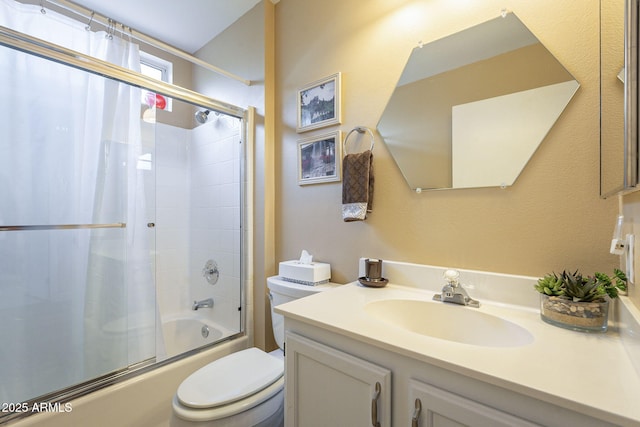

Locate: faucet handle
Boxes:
[443,269,460,286]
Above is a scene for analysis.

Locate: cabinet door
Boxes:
[285,332,391,427]
[408,379,541,427]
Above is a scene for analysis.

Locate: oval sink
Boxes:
[364,299,533,348]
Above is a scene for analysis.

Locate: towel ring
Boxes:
[343,126,375,155]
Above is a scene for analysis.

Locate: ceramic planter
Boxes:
[539,294,609,333]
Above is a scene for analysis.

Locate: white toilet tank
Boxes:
[267,276,340,350]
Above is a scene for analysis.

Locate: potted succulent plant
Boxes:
[534,269,627,332]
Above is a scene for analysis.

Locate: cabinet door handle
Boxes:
[371,381,381,427]
[411,398,422,427]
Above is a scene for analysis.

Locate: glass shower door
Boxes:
[0,3,246,414]
[0,45,156,405]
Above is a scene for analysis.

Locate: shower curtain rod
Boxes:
[42,0,252,86]
[0,24,247,118]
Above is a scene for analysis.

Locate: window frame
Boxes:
[140,51,173,112]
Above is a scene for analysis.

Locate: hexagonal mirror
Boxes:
[377,13,579,191]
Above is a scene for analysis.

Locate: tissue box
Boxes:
[279,260,331,286]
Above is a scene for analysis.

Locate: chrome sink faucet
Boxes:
[192,298,214,310]
[433,269,480,308]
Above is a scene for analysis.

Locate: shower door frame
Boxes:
[0,25,246,118]
[0,24,251,424]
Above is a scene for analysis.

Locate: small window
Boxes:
[140,52,173,112]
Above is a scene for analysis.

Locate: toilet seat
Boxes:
[172,376,284,423]
[178,347,284,408]
[173,347,284,423]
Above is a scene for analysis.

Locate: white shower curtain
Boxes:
[0,0,154,400]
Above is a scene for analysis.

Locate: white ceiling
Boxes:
[70,0,262,53]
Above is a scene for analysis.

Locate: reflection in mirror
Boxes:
[600,0,638,197]
[378,13,579,191]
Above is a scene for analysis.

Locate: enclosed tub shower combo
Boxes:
[0,0,251,423]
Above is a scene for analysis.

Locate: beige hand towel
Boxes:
[342,150,374,221]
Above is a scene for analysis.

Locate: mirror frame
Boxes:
[623,0,639,192]
[600,0,640,197]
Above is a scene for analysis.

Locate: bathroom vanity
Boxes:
[275,260,640,427]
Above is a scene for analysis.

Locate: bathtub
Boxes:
[161,313,232,359]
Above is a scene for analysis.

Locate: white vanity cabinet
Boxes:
[276,263,640,426]
[284,331,538,427]
[281,323,622,427]
[284,332,391,427]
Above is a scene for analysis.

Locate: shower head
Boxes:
[195,109,210,124]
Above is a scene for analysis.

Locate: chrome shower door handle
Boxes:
[371,381,381,427]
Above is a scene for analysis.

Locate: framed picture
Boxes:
[297,131,342,185]
[297,72,341,133]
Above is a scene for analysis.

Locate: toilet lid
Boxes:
[177,348,284,409]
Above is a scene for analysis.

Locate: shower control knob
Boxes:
[202,259,219,285]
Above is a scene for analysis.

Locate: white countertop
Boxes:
[276,281,640,426]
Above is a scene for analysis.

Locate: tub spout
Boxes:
[192,298,214,310]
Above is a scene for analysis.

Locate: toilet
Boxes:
[170,276,339,426]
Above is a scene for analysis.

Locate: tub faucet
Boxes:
[192,298,214,310]
[433,269,480,308]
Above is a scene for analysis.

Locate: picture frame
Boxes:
[297,131,342,185]
[297,72,341,133]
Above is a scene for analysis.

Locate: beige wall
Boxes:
[193,4,265,113]
[274,1,619,288]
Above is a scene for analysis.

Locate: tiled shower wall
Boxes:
[189,116,242,330]
[154,116,242,330]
